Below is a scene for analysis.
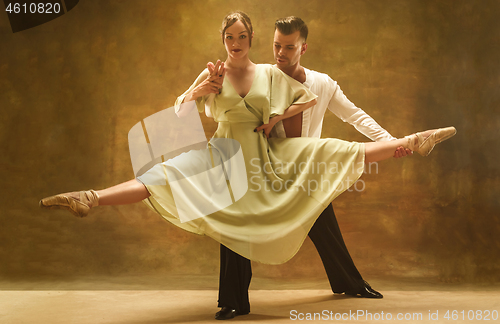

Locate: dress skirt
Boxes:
[137,119,364,264]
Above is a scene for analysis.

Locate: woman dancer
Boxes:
[40,12,456,264]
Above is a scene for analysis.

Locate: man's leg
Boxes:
[308,203,382,298]
[216,244,252,319]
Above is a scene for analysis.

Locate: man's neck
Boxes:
[279,63,306,83]
[279,61,306,138]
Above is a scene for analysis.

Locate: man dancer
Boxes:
[215,16,410,320]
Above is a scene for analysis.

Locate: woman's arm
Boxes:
[175,61,225,118]
[255,98,318,138]
[183,60,225,103]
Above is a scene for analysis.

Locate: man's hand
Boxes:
[393,146,413,158]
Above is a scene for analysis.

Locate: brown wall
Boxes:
[1,0,499,288]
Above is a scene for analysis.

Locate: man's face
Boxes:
[273,29,306,69]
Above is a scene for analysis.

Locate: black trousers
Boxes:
[217,203,365,313]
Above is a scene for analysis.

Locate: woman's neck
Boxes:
[225,56,254,70]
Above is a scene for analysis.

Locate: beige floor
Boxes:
[1,283,500,324]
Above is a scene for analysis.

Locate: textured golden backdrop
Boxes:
[1,0,499,288]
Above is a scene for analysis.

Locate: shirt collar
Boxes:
[303,67,313,89]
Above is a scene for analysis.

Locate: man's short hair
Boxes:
[275,16,308,42]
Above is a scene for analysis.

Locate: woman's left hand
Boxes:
[255,116,281,138]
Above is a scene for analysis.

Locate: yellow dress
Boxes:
[137,64,364,264]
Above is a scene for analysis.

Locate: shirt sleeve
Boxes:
[267,66,317,124]
[174,69,213,118]
[327,78,396,142]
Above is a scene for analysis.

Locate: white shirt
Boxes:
[276,67,396,141]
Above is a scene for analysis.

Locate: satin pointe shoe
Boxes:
[39,190,99,217]
[405,126,456,156]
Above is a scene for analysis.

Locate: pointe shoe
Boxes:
[406,126,456,156]
[39,190,99,217]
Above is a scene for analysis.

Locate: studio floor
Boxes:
[1,278,500,324]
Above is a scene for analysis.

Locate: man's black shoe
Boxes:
[346,281,383,299]
[215,307,249,320]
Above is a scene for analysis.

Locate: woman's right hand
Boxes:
[184,60,226,102]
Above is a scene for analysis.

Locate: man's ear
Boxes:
[301,43,308,55]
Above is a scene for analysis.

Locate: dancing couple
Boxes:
[40,12,456,320]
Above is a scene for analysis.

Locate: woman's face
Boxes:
[223,20,252,59]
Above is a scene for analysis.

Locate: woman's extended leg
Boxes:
[364,127,456,163]
[96,179,150,205]
[364,137,410,163]
[40,179,150,217]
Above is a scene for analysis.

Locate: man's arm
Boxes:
[255,99,317,138]
[323,75,411,156]
[327,78,396,142]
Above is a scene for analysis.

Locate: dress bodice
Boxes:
[212,64,271,123]
[175,64,318,126]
